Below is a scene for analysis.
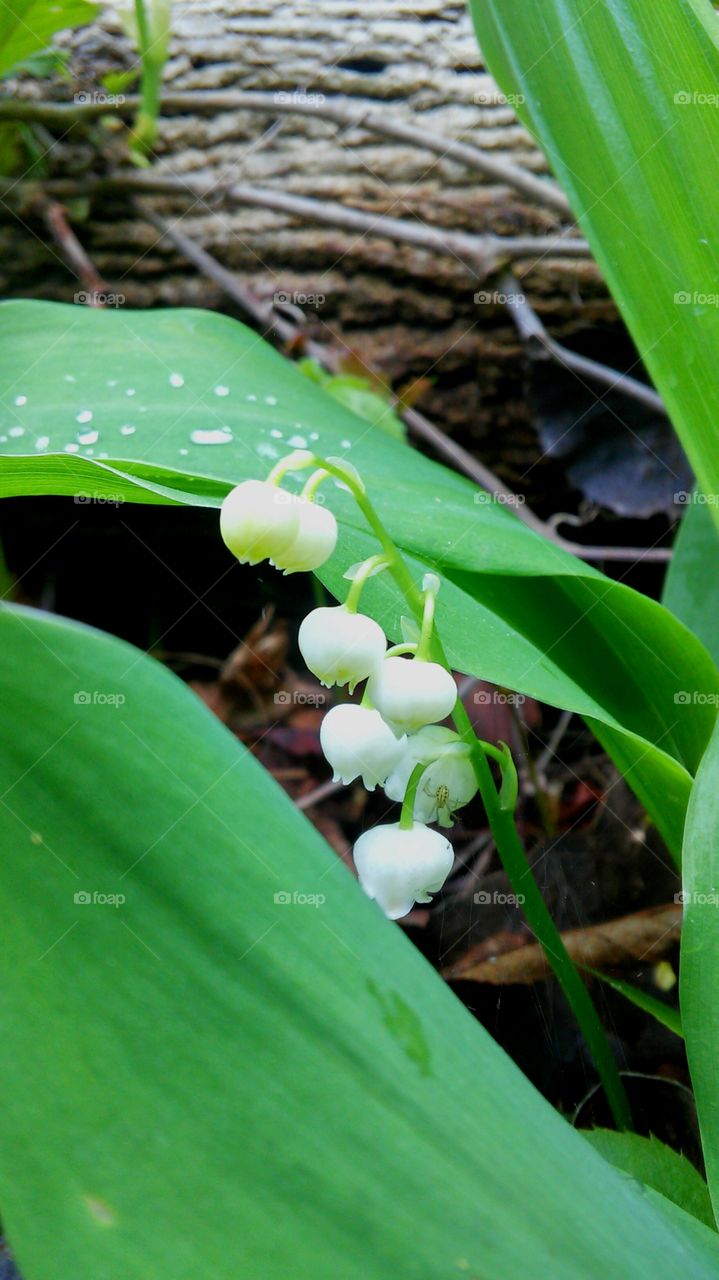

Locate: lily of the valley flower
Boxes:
[384,726,477,826]
[298,604,386,692]
[353,821,454,919]
[220,479,300,566]
[220,481,337,574]
[274,498,338,573]
[320,704,407,790]
[367,655,457,733]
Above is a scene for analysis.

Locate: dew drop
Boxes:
[190,428,233,445]
[35,436,50,449]
[14,395,27,407]
[126,388,136,397]
[97,451,108,459]
[340,439,351,449]
[246,393,257,402]
[8,426,24,438]
[64,443,80,453]
[309,432,319,441]
[169,372,184,388]
[264,395,278,405]
[288,434,307,448]
[105,378,117,387]
[179,447,189,456]
[77,429,99,445]
[270,429,283,439]
[0,436,7,443]
[214,384,229,397]
[120,424,136,436]
[65,374,77,383]
[76,410,93,425]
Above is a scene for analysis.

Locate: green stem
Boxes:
[451,695,631,1129]
[400,763,427,831]
[416,578,438,662]
[311,456,631,1129]
[344,554,390,613]
[132,0,164,159]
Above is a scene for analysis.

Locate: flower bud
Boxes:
[353,821,454,919]
[299,605,386,692]
[367,656,457,733]
[384,727,477,827]
[320,704,406,790]
[220,479,300,565]
[272,499,338,573]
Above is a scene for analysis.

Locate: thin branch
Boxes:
[95,171,589,271]
[40,199,107,299]
[0,90,571,217]
[499,271,666,414]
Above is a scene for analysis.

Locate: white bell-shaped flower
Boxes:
[220,479,300,566]
[384,726,477,827]
[367,655,457,733]
[299,605,386,692]
[353,821,454,919]
[272,499,338,573]
[320,704,406,790]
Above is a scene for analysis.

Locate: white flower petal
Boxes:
[353,821,454,918]
[299,606,386,692]
[367,656,457,733]
[220,480,299,565]
[320,704,406,790]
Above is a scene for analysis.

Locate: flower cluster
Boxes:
[220,456,480,921]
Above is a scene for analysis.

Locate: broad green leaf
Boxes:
[663,500,719,668]
[1,602,719,1278]
[0,0,96,78]
[582,1129,714,1229]
[680,714,719,1223]
[586,968,683,1039]
[467,0,719,523]
[0,301,717,857]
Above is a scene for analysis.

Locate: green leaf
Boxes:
[586,968,683,1038]
[0,300,717,857]
[582,1129,715,1229]
[0,0,97,78]
[680,714,719,1221]
[663,500,719,668]
[1,601,719,1277]
[467,0,719,524]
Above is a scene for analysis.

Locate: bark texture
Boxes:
[0,0,617,459]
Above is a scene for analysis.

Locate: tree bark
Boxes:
[0,0,617,461]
